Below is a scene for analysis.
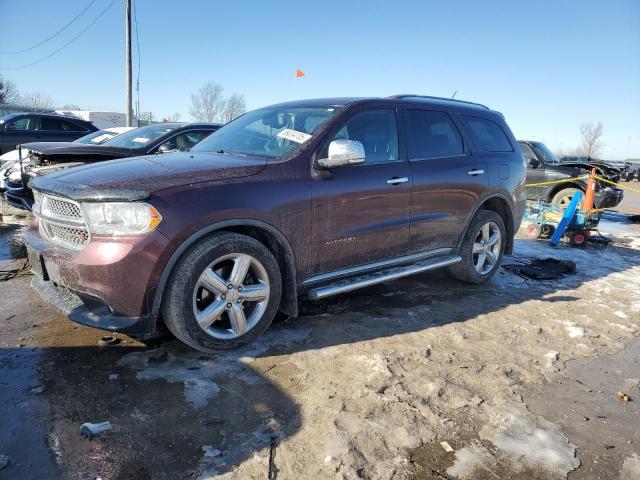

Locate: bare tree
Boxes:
[168,112,182,122]
[61,103,81,110]
[222,94,246,123]
[21,91,55,111]
[189,82,225,122]
[580,122,604,158]
[0,74,21,104]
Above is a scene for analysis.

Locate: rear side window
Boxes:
[405,109,464,159]
[463,115,512,152]
[42,118,79,131]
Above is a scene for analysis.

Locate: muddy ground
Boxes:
[1,195,639,480]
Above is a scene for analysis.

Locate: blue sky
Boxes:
[1,0,639,158]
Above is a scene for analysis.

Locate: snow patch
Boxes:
[446,443,496,479]
[563,321,584,338]
[118,353,220,408]
[621,454,640,480]
[545,350,559,367]
[480,408,580,476]
[614,310,628,319]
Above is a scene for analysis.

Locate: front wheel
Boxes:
[162,232,282,352]
[450,210,506,284]
[551,187,581,210]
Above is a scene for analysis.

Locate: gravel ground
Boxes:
[0,202,639,480]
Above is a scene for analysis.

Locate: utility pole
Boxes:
[125,0,133,126]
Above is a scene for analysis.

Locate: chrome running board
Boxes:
[307,255,461,300]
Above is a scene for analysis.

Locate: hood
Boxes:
[23,142,135,165]
[555,160,621,181]
[29,152,267,202]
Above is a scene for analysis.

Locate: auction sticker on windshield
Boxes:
[131,137,151,144]
[277,129,312,144]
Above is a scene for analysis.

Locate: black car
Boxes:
[4,122,221,210]
[0,112,97,155]
[518,140,624,209]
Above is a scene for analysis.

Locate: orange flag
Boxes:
[295,69,306,78]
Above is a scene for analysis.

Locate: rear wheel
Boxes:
[450,210,506,284]
[551,187,581,210]
[162,232,282,352]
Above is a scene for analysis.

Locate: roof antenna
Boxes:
[451,90,458,99]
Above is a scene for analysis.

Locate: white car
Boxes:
[0,127,135,190]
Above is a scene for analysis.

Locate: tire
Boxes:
[450,210,506,284]
[161,232,282,352]
[551,187,581,210]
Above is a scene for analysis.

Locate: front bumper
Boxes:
[30,275,156,335]
[594,187,624,209]
[26,220,171,334]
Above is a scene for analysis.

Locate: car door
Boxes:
[519,142,545,199]
[2,116,41,151]
[309,108,411,275]
[405,108,488,252]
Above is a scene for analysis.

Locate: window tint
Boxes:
[519,143,536,160]
[41,118,80,131]
[325,109,399,164]
[405,109,464,159]
[464,116,512,152]
[7,117,39,130]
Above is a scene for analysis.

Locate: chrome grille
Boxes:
[44,223,90,248]
[35,193,90,250]
[47,197,82,219]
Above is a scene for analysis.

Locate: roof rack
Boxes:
[388,94,489,110]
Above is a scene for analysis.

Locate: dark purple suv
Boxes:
[26,96,526,352]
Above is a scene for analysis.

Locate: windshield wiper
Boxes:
[216,149,247,157]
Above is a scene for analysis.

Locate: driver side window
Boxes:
[8,117,40,130]
[324,109,399,164]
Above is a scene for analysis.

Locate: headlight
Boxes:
[82,202,162,236]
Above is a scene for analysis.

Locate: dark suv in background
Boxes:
[26,95,526,352]
[0,112,97,154]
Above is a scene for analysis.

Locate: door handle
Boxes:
[387,176,409,185]
[467,169,485,176]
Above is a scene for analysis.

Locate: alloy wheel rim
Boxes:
[192,253,270,340]
[472,221,501,275]
[558,194,573,208]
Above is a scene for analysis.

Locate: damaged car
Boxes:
[26,95,526,352]
[4,122,221,210]
[519,140,624,209]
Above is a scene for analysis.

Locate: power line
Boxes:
[0,0,98,54]
[0,0,117,70]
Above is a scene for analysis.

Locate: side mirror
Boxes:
[157,143,173,154]
[527,157,540,168]
[317,140,365,169]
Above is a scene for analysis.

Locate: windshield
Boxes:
[74,129,119,145]
[191,106,342,158]
[102,124,178,149]
[531,141,558,164]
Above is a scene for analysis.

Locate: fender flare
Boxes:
[151,219,297,318]
[457,192,517,254]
